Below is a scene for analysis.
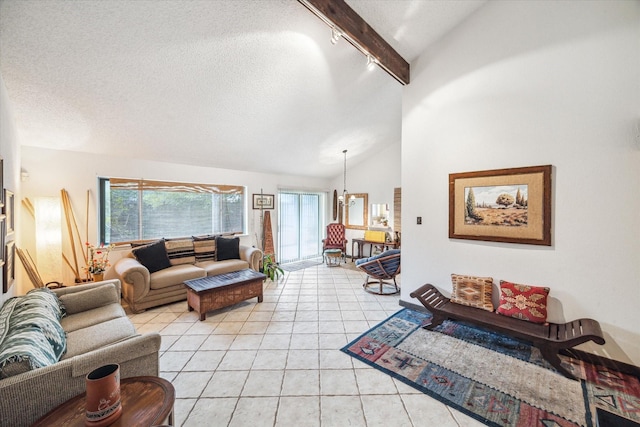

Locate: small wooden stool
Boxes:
[323,249,343,267]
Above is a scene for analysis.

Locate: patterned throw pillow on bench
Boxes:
[497,280,549,324]
[450,274,495,312]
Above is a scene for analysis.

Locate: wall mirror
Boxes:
[345,193,368,230]
[370,203,390,228]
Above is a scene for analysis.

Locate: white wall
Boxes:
[402,1,640,365]
[20,146,330,285]
[0,74,20,303]
[328,142,401,256]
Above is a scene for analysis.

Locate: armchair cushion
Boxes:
[355,249,401,280]
[355,249,401,268]
[132,239,172,273]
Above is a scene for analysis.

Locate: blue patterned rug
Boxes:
[341,309,640,427]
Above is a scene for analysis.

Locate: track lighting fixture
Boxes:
[366,54,377,70]
[330,27,341,45]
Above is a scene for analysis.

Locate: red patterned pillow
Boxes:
[450,274,494,312]
[497,280,549,323]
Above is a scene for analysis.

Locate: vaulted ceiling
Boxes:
[0,0,485,178]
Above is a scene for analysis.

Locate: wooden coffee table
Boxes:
[31,376,174,426]
[184,269,266,320]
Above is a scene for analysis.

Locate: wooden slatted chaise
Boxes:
[409,283,605,380]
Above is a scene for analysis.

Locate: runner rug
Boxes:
[280,260,322,272]
[341,309,640,427]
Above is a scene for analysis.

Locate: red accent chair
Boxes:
[322,223,347,263]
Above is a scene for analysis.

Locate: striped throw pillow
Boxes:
[165,238,196,265]
[193,235,216,262]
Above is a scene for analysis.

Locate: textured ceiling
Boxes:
[0,0,485,178]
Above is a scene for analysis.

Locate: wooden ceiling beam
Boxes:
[298,0,410,85]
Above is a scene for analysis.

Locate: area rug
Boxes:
[280,260,322,272]
[341,309,640,427]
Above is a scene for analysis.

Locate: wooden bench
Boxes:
[409,283,605,380]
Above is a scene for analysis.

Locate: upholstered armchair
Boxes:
[355,249,401,295]
[322,223,347,262]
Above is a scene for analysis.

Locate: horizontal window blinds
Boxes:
[279,190,323,263]
[109,178,243,195]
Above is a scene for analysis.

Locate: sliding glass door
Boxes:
[278,190,325,264]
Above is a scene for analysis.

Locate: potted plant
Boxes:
[262,254,283,281]
[85,242,115,282]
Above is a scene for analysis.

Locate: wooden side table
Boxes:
[31,376,175,427]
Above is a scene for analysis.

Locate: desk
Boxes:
[351,239,399,262]
[31,376,175,427]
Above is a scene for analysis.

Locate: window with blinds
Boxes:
[99,178,245,243]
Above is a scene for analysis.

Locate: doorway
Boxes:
[278,190,325,264]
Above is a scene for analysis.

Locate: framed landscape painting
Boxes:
[449,165,552,246]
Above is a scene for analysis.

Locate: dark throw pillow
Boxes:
[216,236,240,261]
[132,239,172,273]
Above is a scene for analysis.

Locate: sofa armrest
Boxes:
[110,256,151,307]
[0,332,161,426]
[240,245,263,271]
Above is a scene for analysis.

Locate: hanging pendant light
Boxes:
[338,149,356,206]
[339,149,348,205]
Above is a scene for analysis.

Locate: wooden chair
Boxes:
[355,249,401,295]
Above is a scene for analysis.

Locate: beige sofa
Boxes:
[107,236,262,313]
[0,280,161,426]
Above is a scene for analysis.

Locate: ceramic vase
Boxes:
[85,364,122,426]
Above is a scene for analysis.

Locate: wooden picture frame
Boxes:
[449,165,552,246]
[252,194,274,210]
[0,216,5,276]
[3,240,14,293]
[332,189,338,221]
[4,189,14,236]
[345,193,368,230]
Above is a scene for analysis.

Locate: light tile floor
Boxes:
[129,262,485,427]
